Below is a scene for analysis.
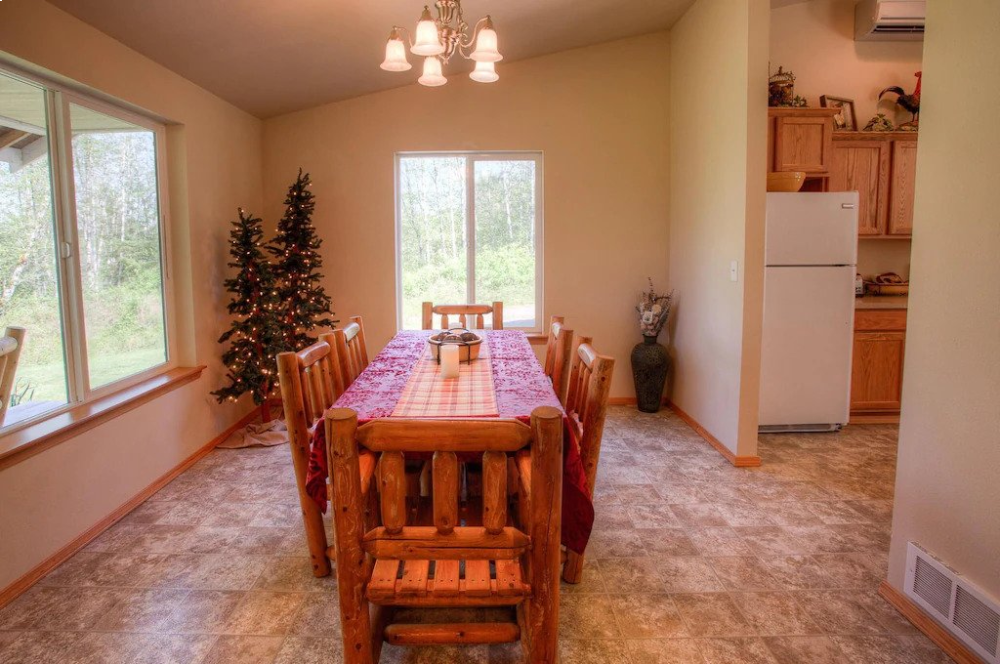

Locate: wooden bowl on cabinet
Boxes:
[767,171,807,192]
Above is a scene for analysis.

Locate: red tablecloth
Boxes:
[305,330,595,554]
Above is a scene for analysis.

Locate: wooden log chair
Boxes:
[542,316,573,406]
[559,337,615,584]
[325,406,564,663]
[0,326,26,427]
[333,315,369,387]
[276,315,369,577]
[422,301,504,330]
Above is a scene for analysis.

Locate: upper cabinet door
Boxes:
[888,139,918,236]
[829,140,890,236]
[773,114,834,174]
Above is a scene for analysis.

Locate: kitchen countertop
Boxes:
[856,295,908,310]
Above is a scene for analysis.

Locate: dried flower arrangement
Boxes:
[863,113,896,132]
[636,278,675,338]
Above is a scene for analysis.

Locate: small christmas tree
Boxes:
[268,169,335,351]
[212,209,282,414]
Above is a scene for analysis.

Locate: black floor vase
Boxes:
[631,335,670,413]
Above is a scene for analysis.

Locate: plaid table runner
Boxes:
[391,337,499,418]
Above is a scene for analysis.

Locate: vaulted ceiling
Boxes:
[47,0,696,119]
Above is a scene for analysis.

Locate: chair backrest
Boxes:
[277,338,341,497]
[421,301,504,330]
[543,316,573,405]
[0,326,26,425]
[326,405,563,561]
[564,337,615,496]
[332,315,369,387]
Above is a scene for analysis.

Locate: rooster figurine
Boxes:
[879,71,922,130]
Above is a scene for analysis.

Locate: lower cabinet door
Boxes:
[850,331,905,411]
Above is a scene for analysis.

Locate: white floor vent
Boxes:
[905,542,1000,663]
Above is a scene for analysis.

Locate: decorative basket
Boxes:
[427,328,484,363]
[865,282,909,296]
[865,272,909,296]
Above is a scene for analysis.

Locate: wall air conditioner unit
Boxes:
[855,0,925,41]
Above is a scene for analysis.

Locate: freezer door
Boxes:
[759,266,856,428]
[766,192,859,266]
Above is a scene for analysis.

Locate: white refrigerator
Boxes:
[759,192,859,433]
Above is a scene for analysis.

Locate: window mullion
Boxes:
[465,157,476,306]
[49,90,92,401]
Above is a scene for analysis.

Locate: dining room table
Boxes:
[304,328,595,554]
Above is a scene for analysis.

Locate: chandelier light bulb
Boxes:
[380,30,412,71]
[418,57,447,87]
[412,6,445,56]
[470,18,502,63]
[469,59,498,83]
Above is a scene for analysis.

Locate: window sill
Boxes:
[0,366,206,472]
[526,333,547,346]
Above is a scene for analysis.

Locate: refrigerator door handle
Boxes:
[841,203,856,209]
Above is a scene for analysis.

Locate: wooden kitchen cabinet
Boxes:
[829,132,917,238]
[851,308,907,419]
[888,139,919,236]
[830,140,890,236]
[768,108,839,177]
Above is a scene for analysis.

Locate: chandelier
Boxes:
[380,0,503,87]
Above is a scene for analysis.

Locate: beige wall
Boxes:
[887,0,1000,601]
[262,33,671,399]
[770,0,924,127]
[0,2,262,591]
[667,0,768,457]
[857,239,911,280]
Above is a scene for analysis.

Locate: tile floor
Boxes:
[0,407,951,663]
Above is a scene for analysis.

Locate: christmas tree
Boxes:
[268,169,335,351]
[212,209,282,411]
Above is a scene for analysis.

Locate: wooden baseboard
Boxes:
[608,397,640,406]
[667,401,762,467]
[0,407,260,609]
[879,580,983,664]
[850,412,901,425]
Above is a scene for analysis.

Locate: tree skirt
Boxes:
[217,419,288,449]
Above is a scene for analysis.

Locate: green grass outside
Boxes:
[14,346,167,403]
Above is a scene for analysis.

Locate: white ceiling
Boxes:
[47,0,696,119]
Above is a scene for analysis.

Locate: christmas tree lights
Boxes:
[268,169,336,351]
[212,209,283,406]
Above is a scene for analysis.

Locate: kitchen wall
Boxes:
[887,0,1000,606]
[771,0,923,279]
[668,0,769,459]
[857,240,911,280]
[770,0,923,127]
[0,1,262,593]
[262,32,671,399]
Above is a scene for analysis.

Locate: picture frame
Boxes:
[820,95,857,131]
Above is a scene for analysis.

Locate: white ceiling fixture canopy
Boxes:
[381,0,503,87]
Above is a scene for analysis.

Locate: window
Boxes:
[396,152,542,330]
[0,67,171,432]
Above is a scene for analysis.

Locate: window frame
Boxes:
[0,62,175,436]
[394,151,544,332]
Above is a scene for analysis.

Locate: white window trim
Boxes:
[0,62,176,436]
[394,151,544,332]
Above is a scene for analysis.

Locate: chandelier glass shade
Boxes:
[379,32,412,72]
[418,57,447,87]
[469,60,498,83]
[380,0,503,87]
